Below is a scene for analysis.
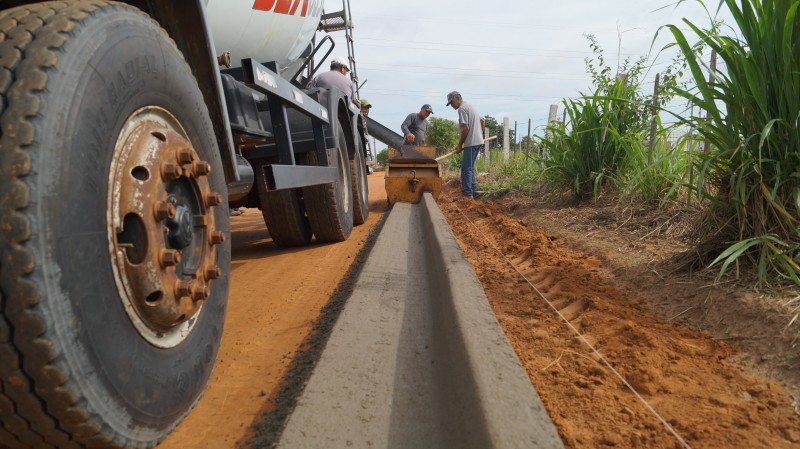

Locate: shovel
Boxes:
[435,136,497,162]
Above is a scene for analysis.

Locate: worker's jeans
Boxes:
[461,145,481,197]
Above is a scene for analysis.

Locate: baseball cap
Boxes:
[360,99,372,108]
[422,104,433,114]
[446,91,461,106]
[331,56,350,71]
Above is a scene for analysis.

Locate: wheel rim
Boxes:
[107,106,225,348]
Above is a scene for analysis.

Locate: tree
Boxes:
[426,117,460,155]
[519,135,535,152]
[483,115,515,149]
[376,148,389,166]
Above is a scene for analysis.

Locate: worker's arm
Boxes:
[454,124,470,154]
[480,118,486,138]
[401,114,416,142]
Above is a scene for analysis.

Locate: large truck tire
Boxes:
[255,166,312,247]
[303,120,354,243]
[350,126,369,226]
[0,2,229,448]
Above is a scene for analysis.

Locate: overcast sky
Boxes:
[320,0,733,141]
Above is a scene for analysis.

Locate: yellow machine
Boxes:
[385,145,442,205]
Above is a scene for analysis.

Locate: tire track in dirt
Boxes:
[439,191,800,449]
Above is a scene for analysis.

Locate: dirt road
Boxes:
[156,173,387,449]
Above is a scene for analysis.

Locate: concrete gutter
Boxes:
[277,193,564,449]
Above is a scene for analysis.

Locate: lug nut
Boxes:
[204,265,222,280]
[176,147,195,165]
[159,249,181,267]
[209,230,226,245]
[154,201,176,221]
[190,282,209,302]
[205,192,223,208]
[161,162,182,181]
[174,281,192,299]
[192,161,211,177]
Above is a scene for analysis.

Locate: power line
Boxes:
[361,92,559,104]
[356,42,606,60]
[359,62,589,78]
[359,36,616,56]
[362,15,563,30]
[364,88,563,100]
[359,67,588,81]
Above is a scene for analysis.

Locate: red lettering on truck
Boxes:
[253,0,309,16]
[252,0,276,11]
[273,0,291,13]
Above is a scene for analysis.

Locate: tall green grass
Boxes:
[620,126,693,203]
[665,0,800,285]
[541,80,648,198]
[537,34,689,200]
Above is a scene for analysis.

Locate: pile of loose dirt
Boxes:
[439,190,800,449]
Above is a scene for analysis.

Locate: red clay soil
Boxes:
[438,189,800,449]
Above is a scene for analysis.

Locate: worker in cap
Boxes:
[447,91,485,199]
[360,99,372,117]
[307,56,359,106]
[401,104,434,146]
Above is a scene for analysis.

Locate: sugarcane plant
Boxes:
[665,0,800,285]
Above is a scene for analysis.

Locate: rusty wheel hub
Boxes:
[108,107,224,348]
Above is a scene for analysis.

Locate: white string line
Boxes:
[452,203,693,449]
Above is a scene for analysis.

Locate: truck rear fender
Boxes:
[337,100,358,161]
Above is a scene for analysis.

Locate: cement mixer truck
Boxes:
[0,1,370,447]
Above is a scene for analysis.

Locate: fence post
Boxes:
[648,73,660,165]
[703,50,717,153]
[484,126,490,163]
[546,105,558,138]
[514,121,519,152]
[503,117,510,162]
[527,118,531,152]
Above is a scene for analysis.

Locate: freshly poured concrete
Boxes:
[277,194,564,449]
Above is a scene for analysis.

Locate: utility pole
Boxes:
[503,117,510,162]
[648,73,660,164]
[703,50,717,153]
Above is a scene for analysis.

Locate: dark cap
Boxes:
[422,104,433,114]
[446,91,461,106]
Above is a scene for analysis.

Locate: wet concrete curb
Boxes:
[246,210,392,449]
[277,193,564,448]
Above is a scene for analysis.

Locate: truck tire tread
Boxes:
[255,165,312,248]
[303,122,354,243]
[0,2,205,448]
